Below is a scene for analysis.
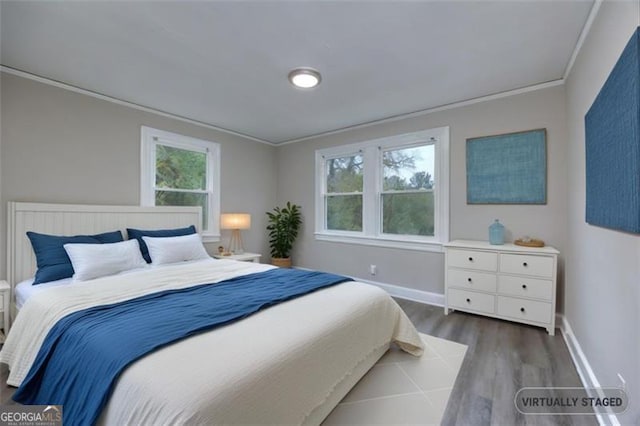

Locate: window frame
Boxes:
[314,126,449,252]
[140,126,221,242]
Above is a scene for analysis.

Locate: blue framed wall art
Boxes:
[585,27,640,234]
[466,129,547,204]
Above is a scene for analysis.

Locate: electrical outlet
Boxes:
[370,265,377,275]
[617,373,626,390]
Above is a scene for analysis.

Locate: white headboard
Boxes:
[7,202,202,287]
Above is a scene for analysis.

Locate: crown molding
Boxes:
[2,65,567,148]
[563,0,602,80]
[0,65,276,146]
[277,79,565,146]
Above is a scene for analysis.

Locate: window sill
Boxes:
[314,232,444,253]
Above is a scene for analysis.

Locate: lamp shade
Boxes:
[220,213,251,230]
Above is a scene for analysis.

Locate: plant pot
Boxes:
[271,257,292,268]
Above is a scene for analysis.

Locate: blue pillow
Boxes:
[127,225,196,263]
[27,230,124,285]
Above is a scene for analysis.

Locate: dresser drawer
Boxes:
[497,296,552,324]
[499,254,553,278]
[447,249,497,272]
[448,269,497,292]
[498,275,553,301]
[448,289,495,314]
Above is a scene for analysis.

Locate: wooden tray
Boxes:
[514,238,545,248]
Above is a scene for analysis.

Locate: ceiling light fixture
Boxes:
[288,68,322,89]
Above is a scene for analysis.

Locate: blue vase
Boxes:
[489,219,505,245]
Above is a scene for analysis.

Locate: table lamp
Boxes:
[220,213,251,254]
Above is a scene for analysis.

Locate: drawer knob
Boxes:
[523,262,528,267]
[467,278,472,283]
[520,307,526,313]
[468,257,474,262]
[466,298,471,303]
[522,284,527,289]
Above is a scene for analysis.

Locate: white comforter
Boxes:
[1,259,424,425]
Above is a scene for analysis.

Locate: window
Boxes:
[141,127,220,241]
[326,153,364,232]
[315,127,449,251]
[382,144,435,236]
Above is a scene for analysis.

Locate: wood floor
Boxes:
[0,299,597,425]
[395,298,597,426]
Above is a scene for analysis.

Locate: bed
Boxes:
[1,202,424,425]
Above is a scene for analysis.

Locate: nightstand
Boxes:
[0,280,10,337]
[213,252,261,263]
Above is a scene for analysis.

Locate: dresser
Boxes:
[444,240,558,335]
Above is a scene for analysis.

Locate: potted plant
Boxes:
[266,202,302,268]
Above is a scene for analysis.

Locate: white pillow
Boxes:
[142,233,210,265]
[64,239,148,281]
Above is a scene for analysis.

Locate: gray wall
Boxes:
[565,2,640,423]
[276,85,568,300]
[0,72,277,277]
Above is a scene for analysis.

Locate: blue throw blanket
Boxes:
[13,268,353,426]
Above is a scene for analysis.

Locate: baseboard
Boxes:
[353,277,445,307]
[292,267,445,307]
[558,314,620,426]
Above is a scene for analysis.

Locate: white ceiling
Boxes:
[1,1,593,144]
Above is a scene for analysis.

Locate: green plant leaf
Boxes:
[266,202,302,258]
